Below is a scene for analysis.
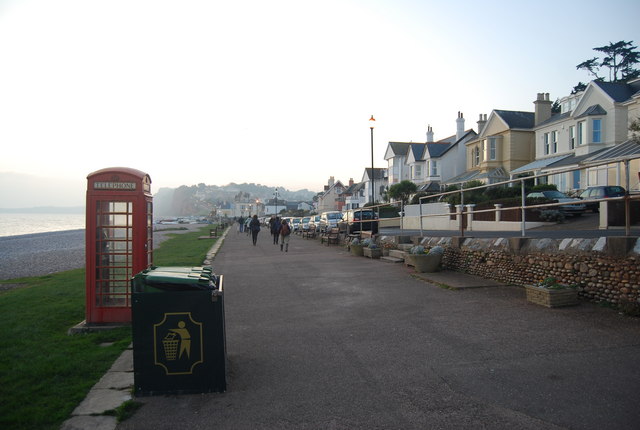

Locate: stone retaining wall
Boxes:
[413,236,640,306]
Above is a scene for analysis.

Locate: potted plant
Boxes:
[380,238,397,256]
[525,277,579,308]
[349,238,364,256]
[405,245,444,273]
[363,241,382,259]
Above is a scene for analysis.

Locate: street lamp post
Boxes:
[274,188,279,216]
[369,115,376,205]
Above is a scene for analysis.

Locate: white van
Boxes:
[319,211,343,232]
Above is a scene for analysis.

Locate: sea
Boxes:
[0,213,86,238]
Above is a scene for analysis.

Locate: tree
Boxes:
[387,180,417,205]
[631,118,640,143]
[575,41,639,89]
[551,99,561,114]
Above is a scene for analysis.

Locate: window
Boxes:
[592,119,602,143]
[569,125,575,149]
[474,147,480,166]
[488,137,497,160]
[431,160,438,176]
[577,121,584,145]
[414,164,422,178]
[543,133,550,155]
[551,131,558,154]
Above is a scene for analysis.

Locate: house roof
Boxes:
[387,142,411,156]
[575,104,608,118]
[426,142,451,158]
[494,110,535,129]
[593,80,638,103]
[409,143,426,161]
[536,111,572,128]
[364,167,386,181]
[342,181,365,195]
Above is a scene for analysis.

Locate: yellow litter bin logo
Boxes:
[153,312,203,375]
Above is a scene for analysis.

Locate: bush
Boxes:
[538,209,565,223]
[531,183,558,191]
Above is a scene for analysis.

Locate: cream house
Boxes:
[316,176,345,213]
[448,109,535,185]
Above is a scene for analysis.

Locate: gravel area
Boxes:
[0,224,208,281]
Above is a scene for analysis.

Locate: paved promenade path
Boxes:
[119,230,640,430]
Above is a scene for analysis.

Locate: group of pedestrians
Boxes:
[239,215,292,251]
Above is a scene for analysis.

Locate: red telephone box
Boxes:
[85,167,153,324]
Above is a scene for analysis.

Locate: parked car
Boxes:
[300,216,311,231]
[308,215,321,232]
[579,186,626,212]
[318,211,343,232]
[526,190,586,216]
[291,218,301,231]
[341,208,379,234]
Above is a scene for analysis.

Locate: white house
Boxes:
[513,80,640,192]
[385,113,478,192]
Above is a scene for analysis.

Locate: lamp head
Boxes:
[369,115,375,129]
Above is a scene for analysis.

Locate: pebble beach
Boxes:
[0,224,208,282]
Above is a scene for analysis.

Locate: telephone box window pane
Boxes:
[112,214,130,226]
[111,202,130,212]
[110,228,131,239]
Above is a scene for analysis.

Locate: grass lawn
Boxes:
[0,225,222,430]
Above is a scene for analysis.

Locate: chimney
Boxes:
[328,176,335,187]
[349,178,354,187]
[477,114,487,135]
[534,92,552,126]
[456,111,465,141]
[426,125,434,142]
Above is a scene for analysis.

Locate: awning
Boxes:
[583,139,640,163]
[445,167,509,185]
[510,154,570,174]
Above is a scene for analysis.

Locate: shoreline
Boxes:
[0,224,208,281]
[0,228,85,241]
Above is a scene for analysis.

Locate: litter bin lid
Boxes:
[132,266,218,291]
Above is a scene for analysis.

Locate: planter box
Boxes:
[525,285,579,308]
[363,247,382,259]
[405,254,442,273]
[350,244,364,257]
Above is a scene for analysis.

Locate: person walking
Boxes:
[237,216,244,234]
[271,216,281,245]
[279,218,292,252]
[249,214,261,246]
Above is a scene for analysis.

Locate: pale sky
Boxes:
[1,0,639,207]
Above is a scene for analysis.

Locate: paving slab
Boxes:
[61,415,118,430]
[72,388,132,415]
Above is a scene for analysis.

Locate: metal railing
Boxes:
[411,155,640,237]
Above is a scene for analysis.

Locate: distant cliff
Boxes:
[153,183,317,217]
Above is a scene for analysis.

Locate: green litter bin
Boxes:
[132,266,226,396]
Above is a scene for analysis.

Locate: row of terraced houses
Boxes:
[316,79,640,213]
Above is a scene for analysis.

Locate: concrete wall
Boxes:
[399,203,547,231]
[415,235,640,307]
